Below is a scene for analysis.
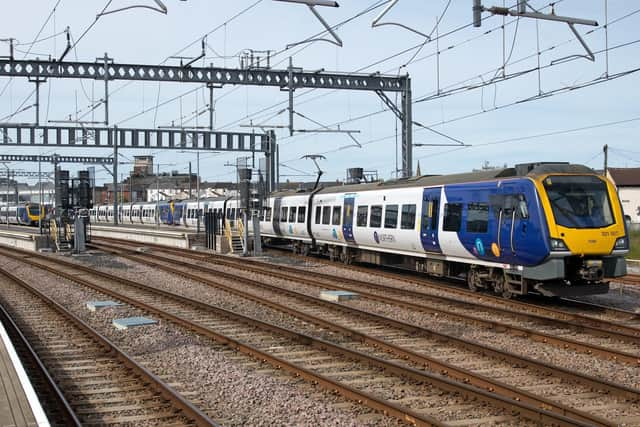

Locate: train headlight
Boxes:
[614,237,628,250]
[550,238,568,251]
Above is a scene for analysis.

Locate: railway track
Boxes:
[620,274,640,286]
[83,238,640,425]
[269,246,640,329]
[91,238,640,366]
[0,264,216,426]
[0,245,589,426]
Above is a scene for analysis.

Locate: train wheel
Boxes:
[467,269,480,292]
[492,272,514,299]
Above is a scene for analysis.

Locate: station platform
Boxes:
[0,316,49,426]
[89,224,198,249]
[0,227,49,252]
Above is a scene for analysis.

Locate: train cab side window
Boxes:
[356,205,368,227]
[289,207,297,223]
[516,195,529,219]
[384,204,399,229]
[315,206,322,224]
[401,204,416,229]
[443,203,462,232]
[332,206,341,225]
[281,207,288,222]
[466,203,489,233]
[322,206,331,225]
[370,205,382,228]
[297,206,306,223]
[265,207,272,222]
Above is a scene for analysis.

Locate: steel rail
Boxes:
[0,246,584,426]
[233,253,640,341]
[90,239,640,366]
[271,246,640,325]
[102,237,640,332]
[85,241,640,425]
[0,303,81,426]
[89,241,640,398]
[0,265,218,427]
[619,274,640,286]
[99,238,640,338]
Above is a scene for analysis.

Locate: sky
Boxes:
[1,0,639,187]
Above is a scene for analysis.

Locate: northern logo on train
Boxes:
[288,224,293,234]
[373,231,380,244]
[474,238,485,256]
[332,228,338,239]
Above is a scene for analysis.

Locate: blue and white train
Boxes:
[89,197,236,228]
[90,163,629,297]
[259,163,629,297]
[0,203,47,226]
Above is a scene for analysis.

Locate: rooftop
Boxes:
[608,168,640,187]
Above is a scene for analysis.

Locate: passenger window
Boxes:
[332,206,341,225]
[322,206,331,225]
[281,207,288,222]
[357,205,368,227]
[315,206,322,224]
[466,203,489,233]
[265,207,272,222]
[289,207,297,223]
[401,204,416,230]
[443,203,462,232]
[297,206,306,223]
[370,205,382,228]
[384,204,398,229]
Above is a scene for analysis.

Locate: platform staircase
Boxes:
[224,219,245,254]
[49,219,73,252]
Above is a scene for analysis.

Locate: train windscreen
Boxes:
[543,175,614,229]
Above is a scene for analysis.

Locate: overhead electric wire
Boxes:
[217,0,534,131]
[271,10,640,152]
[77,0,266,124]
[0,88,36,122]
[0,0,63,98]
[119,0,389,128]
[278,62,640,166]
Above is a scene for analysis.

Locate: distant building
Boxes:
[607,168,640,224]
[132,156,154,177]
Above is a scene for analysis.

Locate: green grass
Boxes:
[629,229,640,260]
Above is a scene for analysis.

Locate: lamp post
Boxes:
[38,156,43,235]
[179,149,204,233]
[2,163,9,228]
[154,162,176,228]
[156,164,160,228]
[196,151,201,233]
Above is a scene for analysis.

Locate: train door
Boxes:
[496,183,529,263]
[420,187,442,253]
[342,196,356,243]
[272,197,282,236]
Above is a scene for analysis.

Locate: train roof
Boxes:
[271,162,595,196]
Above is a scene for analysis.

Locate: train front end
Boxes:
[533,170,628,295]
[25,203,46,226]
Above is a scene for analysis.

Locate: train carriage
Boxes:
[0,203,47,226]
[260,163,628,298]
[88,162,628,298]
